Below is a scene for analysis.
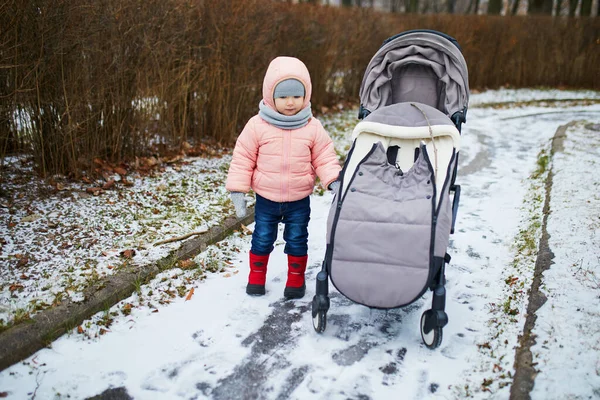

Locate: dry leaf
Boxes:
[114,167,127,175]
[9,284,24,292]
[120,249,136,259]
[102,180,115,190]
[77,326,84,334]
[240,224,252,235]
[185,287,195,301]
[17,258,29,268]
[223,273,231,278]
[86,187,103,195]
[179,259,196,270]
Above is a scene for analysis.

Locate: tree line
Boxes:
[290,0,599,16]
[1,0,598,177]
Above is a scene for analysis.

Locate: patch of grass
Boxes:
[0,319,8,334]
[99,308,114,328]
[176,285,188,298]
[132,276,143,297]
[13,307,31,324]
[531,149,549,179]
[467,142,552,396]
[203,253,223,273]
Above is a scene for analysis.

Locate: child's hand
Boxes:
[328,181,340,194]
[230,192,247,218]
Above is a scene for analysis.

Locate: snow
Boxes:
[0,154,233,322]
[0,89,599,399]
[529,121,600,400]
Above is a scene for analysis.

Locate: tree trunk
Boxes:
[568,0,578,16]
[555,0,563,15]
[580,0,591,15]
[447,0,455,12]
[511,0,520,14]
[529,0,553,14]
[405,0,419,12]
[488,0,502,14]
[342,0,353,7]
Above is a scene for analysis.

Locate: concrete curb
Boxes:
[0,210,255,372]
[509,122,572,399]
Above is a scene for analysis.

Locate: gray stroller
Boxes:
[311,30,469,349]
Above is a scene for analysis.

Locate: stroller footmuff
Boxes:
[312,30,469,349]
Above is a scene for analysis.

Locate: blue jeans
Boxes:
[251,194,311,257]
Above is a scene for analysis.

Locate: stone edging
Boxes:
[509,122,572,399]
[0,210,255,372]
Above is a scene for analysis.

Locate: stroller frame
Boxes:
[311,29,468,349]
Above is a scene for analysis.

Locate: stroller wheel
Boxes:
[311,295,328,333]
[420,312,443,349]
[312,310,327,333]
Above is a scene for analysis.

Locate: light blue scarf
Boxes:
[258,100,312,130]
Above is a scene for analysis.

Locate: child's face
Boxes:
[274,96,304,116]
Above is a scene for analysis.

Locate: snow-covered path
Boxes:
[1,92,599,400]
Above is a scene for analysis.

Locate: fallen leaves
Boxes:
[122,303,133,316]
[102,180,115,190]
[185,287,195,301]
[239,224,252,236]
[178,259,197,270]
[0,149,235,332]
[120,249,136,259]
[114,167,127,176]
[17,257,29,268]
[505,276,519,286]
[9,284,24,293]
[86,187,103,196]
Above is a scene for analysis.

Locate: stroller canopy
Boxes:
[359,30,469,122]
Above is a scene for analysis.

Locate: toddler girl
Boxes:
[226,56,341,299]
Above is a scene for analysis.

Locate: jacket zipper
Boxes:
[281,129,292,202]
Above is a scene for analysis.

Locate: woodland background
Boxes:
[0,0,598,177]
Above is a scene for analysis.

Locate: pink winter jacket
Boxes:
[225,57,341,203]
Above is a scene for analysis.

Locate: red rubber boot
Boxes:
[247,252,269,296]
[284,254,308,299]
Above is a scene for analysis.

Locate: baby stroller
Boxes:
[311,30,469,349]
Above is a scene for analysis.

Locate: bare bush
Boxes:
[1,1,598,177]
